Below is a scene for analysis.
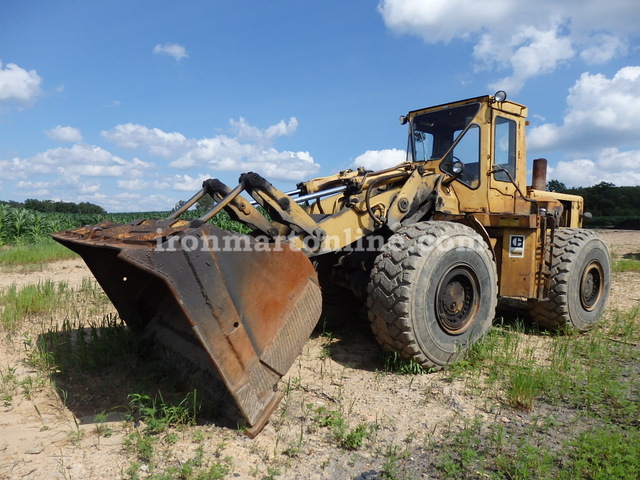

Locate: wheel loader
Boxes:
[52,92,610,436]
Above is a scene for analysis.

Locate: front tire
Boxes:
[529,228,610,332]
[367,222,498,369]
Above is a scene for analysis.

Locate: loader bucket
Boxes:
[52,218,322,436]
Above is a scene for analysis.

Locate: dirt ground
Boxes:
[0,229,638,479]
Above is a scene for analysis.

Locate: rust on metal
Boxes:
[531,158,548,191]
[52,219,321,436]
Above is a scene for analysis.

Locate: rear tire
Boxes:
[529,228,610,332]
[367,221,498,369]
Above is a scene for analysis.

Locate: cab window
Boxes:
[412,130,434,162]
[494,116,516,182]
[410,102,481,189]
[444,124,480,189]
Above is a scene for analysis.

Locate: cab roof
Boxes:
[406,93,528,119]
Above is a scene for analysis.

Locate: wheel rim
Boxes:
[435,265,480,335]
[580,260,604,311]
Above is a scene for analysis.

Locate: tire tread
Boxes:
[367,221,497,368]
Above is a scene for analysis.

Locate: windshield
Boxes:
[410,102,481,188]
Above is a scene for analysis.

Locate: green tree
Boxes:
[546,179,567,192]
[196,194,214,210]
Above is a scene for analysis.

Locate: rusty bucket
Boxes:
[53,218,321,436]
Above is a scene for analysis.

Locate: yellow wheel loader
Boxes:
[53,92,610,436]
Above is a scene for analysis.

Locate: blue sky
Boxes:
[1,0,639,212]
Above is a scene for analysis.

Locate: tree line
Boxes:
[547,181,640,218]
[0,198,106,215]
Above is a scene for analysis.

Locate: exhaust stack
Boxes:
[532,158,548,191]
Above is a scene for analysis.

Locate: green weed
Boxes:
[383,351,430,375]
[425,305,640,480]
[340,423,371,451]
[380,444,411,480]
[93,411,114,437]
[67,416,85,445]
[127,390,199,434]
[507,366,546,410]
[559,425,640,480]
[125,430,156,463]
[0,366,18,406]
[311,405,372,451]
[0,203,244,247]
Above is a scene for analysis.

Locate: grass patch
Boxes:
[0,278,111,335]
[506,365,546,411]
[560,425,640,480]
[0,280,70,332]
[613,258,640,272]
[431,417,640,480]
[417,306,640,479]
[465,310,639,420]
[0,237,78,269]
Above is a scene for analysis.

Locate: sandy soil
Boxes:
[0,229,638,479]
[0,258,89,290]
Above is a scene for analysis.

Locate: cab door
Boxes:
[448,121,492,213]
[488,109,529,215]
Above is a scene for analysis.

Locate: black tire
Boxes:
[367,221,498,369]
[529,228,610,332]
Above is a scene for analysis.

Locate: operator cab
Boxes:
[408,102,482,188]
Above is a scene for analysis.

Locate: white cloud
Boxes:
[378,0,640,91]
[485,25,575,92]
[253,149,319,181]
[16,180,50,197]
[579,34,627,65]
[0,141,181,212]
[104,117,320,181]
[14,178,100,198]
[117,179,170,191]
[76,192,178,213]
[352,148,406,171]
[0,61,43,106]
[102,123,191,157]
[152,43,188,61]
[2,117,320,211]
[230,117,298,145]
[75,192,155,213]
[170,143,319,181]
[549,148,640,187]
[528,66,640,151]
[45,125,83,143]
[527,66,640,187]
[4,144,152,181]
[171,173,212,191]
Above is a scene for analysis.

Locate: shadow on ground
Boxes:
[36,324,238,430]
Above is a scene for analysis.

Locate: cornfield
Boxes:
[0,205,154,245]
[0,204,242,246]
